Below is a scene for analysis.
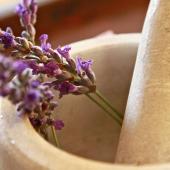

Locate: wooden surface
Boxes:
[116,0,170,164]
[0,0,55,18]
[0,0,149,45]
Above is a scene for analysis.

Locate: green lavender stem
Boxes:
[86,94,122,125]
[95,90,123,119]
[51,126,61,148]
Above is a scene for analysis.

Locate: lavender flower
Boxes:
[0,32,14,48]
[53,120,64,130]
[76,57,93,73]
[16,4,31,26]
[56,45,71,60]
[55,81,78,98]
[44,60,62,77]
[30,79,40,88]
[23,88,41,112]
[39,34,51,52]
[13,60,29,74]
[16,0,38,42]
[76,57,96,83]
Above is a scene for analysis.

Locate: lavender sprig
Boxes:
[0,0,123,149]
[0,29,96,97]
[16,0,38,42]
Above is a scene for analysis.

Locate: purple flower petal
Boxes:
[56,45,71,60]
[13,60,29,74]
[22,9,31,26]
[30,80,41,88]
[55,81,78,98]
[0,32,14,48]
[23,0,31,8]
[30,0,38,14]
[44,60,62,77]
[39,34,48,44]
[39,34,51,52]
[76,57,93,73]
[53,120,64,130]
[25,89,41,103]
[16,4,24,16]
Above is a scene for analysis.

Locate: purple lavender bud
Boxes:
[56,45,71,60]
[53,120,64,130]
[23,0,31,8]
[16,0,37,28]
[55,81,78,98]
[44,90,54,100]
[39,34,51,52]
[30,80,41,88]
[30,0,38,14]
[39,34,48,43]
[6,27,13,34]
[16,4,24,16]
[25,60,40,74]
[25,89,41,103]
[76,57,93,73]
[0,32,14,48]
[44,60,62,77]
[13,60,29,74]
[29,117,41,127]
[22,10,31,26]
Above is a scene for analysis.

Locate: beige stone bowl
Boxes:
[1,34,169,170]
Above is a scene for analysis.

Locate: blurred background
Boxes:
[0,0,149,46]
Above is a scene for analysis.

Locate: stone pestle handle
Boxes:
[115,0,170,164]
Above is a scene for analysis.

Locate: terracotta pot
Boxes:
[1,33,170,170]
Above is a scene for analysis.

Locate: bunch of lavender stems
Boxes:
[0,0,123,148]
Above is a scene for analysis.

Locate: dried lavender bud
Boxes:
[27,24,36,38]
[31,46,43,56]
[47,48,61,62]
[54,81,78,98]
[76,57,96,83]
[21,30,31,40]
[12,60,29,74]
[15,37,30,49]
[56,45,71,60]
[6,27,14,35]
[30,0,38,16]
[23,88,41,112]
[44,60,62,77]
[0,32,14,48]
[76,86,90,94]
[53,120,64,130]
[39,34,51,52]
[16,0,38,42]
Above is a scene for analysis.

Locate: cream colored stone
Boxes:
[116,0,170,164]
[1,33,169,169]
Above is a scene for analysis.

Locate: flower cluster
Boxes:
[0,55,64,138]
[0,33,96,98]
[0,0,96,139]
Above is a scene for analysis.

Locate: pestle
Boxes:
[115,0,170,164]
